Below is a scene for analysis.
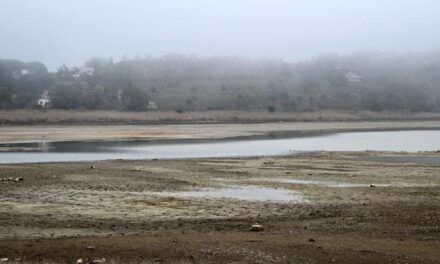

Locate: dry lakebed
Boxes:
[0,122,439,263]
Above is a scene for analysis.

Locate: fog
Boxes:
[1,0,440,70]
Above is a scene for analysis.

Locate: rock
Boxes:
[90,166,96,169]
[76,259,83,264]
[370,184,376,187]
[250,224,264,232]
[1,177,23,182]
[246,239,262,243]
[309,238,316,242]
[92,258,106,263]
[86,245,96,250]
[0,258,8,262]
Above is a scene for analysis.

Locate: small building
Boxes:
[117,89,123,103]
[345,72,363,84]
[79,66,94,76]
[37,91,51,108]
[147,100,158,110]
[12,69,30,79]
[72,66,94,79]
[12,70,21,79]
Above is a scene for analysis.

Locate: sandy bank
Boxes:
[1,121,440,144]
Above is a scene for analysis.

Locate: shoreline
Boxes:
[1,120,440,144]
[2,110,440,127]
[1,120,440,263]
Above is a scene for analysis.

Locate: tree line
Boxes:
[1,51,440,112]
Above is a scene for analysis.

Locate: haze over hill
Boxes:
[1,51,440,112]
[1,0,440,70]
[1,0,440,113]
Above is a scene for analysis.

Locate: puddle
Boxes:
[150,185,306,203]
[257,178,440,188]
[221,178,437,188]
[216,177,370,188]
[253,178,370,188]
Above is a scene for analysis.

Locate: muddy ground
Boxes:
[1,121,440,144]
[2,110,440,126]
[0,151,439,263]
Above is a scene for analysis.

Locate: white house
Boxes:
[79,66,94,76]
[12,69,30,79]
[12,71,21,79]
[345,72,363,84]
[117,89,123,102]
[37,91,51,108]
[72,66,95,78]
[147,100,158,110]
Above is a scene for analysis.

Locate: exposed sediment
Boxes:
[0,151,439,263]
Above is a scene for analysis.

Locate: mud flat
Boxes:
[0,151,439,263]
[2,110,440,126]
[1,120,440,144]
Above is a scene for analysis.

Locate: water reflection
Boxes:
[0,130,439,164]
[150,185,306,203]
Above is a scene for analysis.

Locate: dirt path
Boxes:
[0,152,439,263]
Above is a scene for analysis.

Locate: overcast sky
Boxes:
[1,0,440,70]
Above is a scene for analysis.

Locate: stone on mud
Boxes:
[250,224,264,231]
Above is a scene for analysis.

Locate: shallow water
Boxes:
[237,178,438,188]
[238,178,369,188]
[150,185,306,203]
[0,130,440,164]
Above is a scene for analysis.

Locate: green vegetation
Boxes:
[0,60,52,108]
[1,51,440,112]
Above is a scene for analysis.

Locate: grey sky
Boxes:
[1,0,440,70]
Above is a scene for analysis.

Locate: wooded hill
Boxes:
[1,51,440,112]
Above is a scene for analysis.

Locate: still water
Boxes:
[150,185,306,203]
[0,130,439,164]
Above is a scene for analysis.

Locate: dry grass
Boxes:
[1,110,440,126]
